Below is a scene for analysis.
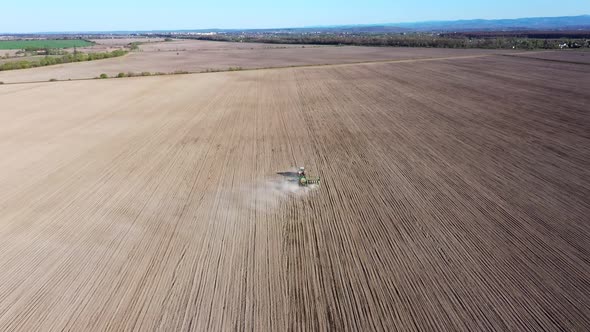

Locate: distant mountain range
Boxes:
[177,15,590,34]
[170,15,590,34]
[391,15,590,32]
[3,15,590,35]
[291,15,590,33]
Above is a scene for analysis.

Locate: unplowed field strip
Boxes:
[0,54,589,331]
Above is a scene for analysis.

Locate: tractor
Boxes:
[297,167,320,186]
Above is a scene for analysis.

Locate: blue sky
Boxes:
[2,0,589,33]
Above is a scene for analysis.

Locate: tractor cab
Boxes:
[298,167,306,177]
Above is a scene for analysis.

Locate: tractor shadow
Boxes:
[277,171,298,178]
[276,171,299,183]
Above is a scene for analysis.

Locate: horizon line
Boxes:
[1,14,589,35]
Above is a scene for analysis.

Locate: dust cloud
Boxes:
[214,169,319,217]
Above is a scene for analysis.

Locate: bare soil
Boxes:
[1,50,19,57]
[0,40,515,83]
[0,53,589,331]
[138,39,329,51]
[513,49,590,64]
[89,38,166,46]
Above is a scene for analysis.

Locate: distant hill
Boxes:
[212,15,590,34]
[390,15,590,32]
[3,15,589,35]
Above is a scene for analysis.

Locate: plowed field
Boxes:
[0,41,512,83]
[0,53,589,331]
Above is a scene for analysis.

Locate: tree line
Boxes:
[185,33,590,49]
[0,50,127,71]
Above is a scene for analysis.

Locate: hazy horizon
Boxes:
[1,0,590,33]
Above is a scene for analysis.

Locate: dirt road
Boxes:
[0,54,589,330]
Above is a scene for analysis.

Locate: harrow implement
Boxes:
[297,166,320,186]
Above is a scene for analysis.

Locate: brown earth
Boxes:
[138,39,327,51]
[75,38,168,54]
[0,40,517,83]
[1,50,19,57]
[512,49,590,64]
[89,38,166,46]
[0,53,589,331]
